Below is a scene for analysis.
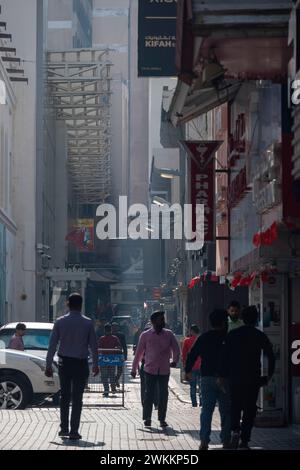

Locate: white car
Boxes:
[0,322,54,360]
[0,349,60,409]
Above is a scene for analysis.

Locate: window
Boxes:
[0,329,52,351]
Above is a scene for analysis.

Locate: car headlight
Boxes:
[30,358,46,372]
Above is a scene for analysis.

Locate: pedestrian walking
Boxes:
[227,301,244,331]
[111,322,128,388]
[218,305,275,450]
[134,322,158,408]
[182,325,201,407]
[8,323,26,351]
[185,309,231,450]
[131,311,180,428]
[45,293,99,441]
[99,323,121,397]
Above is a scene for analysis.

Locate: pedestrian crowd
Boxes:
[8,293,275,449]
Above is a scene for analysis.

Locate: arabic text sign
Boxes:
[98,354,124,367]
[138,0,177,77]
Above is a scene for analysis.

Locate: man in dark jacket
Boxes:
[112,322,127,387]
[185,309,231,450]
[218,305,275,449]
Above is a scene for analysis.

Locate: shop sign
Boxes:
[228,166,250,208]
[138,0,177,77]
[228,113,246,167]
[66,219,94,252]
[181,140,222,241]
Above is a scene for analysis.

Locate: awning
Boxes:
[89,270,119,283]
[171,0,292,125]
[173,81,241,124]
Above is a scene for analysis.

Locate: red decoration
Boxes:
[211,274,219,282]
[261,271,269,283]
[188,276,201,289]
[252,222,278,248]
[252,233,262,247]
[231,274,242,288]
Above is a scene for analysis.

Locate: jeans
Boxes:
[190,370,201,406]
[115,365,123,385]
[200,376,231,444]
[143,372,169,422]
[101,366,116,393]
[230,380,260,444]
[58,356,89,434]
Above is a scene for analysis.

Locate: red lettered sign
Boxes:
[181,140,222,242]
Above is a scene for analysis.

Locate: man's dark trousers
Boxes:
[143,372,169,422]
[230,379,260,444]
[140,363,158,407]
[58,356,89,433]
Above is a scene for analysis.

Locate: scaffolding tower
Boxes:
[47,49,112,204]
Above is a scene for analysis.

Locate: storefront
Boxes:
[228,80,300,425]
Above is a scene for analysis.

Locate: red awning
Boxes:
[198,37,291,81]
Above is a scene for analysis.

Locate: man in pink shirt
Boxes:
[8,323,26,351]
[131,311,180,428]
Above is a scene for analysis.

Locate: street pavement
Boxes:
[0,356,299,450]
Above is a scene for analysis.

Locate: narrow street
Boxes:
[1,0,300,457]
[0,354,299,451]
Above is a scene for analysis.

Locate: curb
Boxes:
[168,376,191,404]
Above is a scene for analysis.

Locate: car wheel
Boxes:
[0,374,31,410]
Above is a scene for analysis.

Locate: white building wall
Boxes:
[128,0,149,206]
[93,0,130,204]
[2,0,38,321]
[0,58,17,324]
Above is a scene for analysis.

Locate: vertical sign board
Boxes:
[181,141,222,242]
[138,0,177,77]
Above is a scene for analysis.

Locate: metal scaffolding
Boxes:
[47,49,112,204]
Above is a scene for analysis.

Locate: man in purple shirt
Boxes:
[131,311,180,428]
[45,293,99,441]
[8,323,26,351]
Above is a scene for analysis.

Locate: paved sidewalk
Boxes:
[169,367,300,451]
[0,361,299,450]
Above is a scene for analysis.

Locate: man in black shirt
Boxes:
[218,305,275,449]
[185,309,231,450]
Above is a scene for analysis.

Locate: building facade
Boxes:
[0,19,17,325]
[169,0,300,424]
[48,0,93,49]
